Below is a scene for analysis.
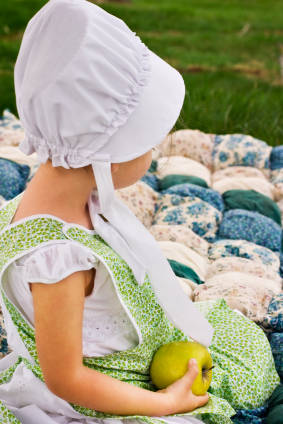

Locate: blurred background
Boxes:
[0,0,282,145]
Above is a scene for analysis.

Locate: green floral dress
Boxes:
[0,192,280,424]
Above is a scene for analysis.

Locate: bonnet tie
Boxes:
[89,154,214,348]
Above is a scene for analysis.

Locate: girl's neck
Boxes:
[12,161,97,230]
[33,159,96,210]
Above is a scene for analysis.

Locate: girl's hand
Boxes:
[157,358,210,415]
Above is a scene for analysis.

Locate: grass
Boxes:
[0,0,282,145]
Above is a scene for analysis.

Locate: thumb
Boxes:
[185,358,199,387]
[195,391,210,407]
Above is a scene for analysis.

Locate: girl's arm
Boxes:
[31,270,208,417]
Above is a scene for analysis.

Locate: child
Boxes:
[0,1,279,423]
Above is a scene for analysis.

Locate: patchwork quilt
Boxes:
[0,109,282,423]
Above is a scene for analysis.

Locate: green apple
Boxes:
[149,341,213,395]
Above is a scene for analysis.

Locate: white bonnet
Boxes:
[14,0,185,167]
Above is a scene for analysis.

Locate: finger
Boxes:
[185,358,199,387]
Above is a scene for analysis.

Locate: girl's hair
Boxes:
[170,107,187,153]
[161,107,186,159]
[168,126,176,156]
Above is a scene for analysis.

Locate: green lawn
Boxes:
[0,0,282,145]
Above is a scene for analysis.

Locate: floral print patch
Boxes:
[153,193,221,243]
[212,134,271,176]
[208,239,280,271]
[218,209,282,252]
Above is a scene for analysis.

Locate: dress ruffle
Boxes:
[15,241,97,284]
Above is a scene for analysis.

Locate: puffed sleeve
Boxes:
[16,241,99,284]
